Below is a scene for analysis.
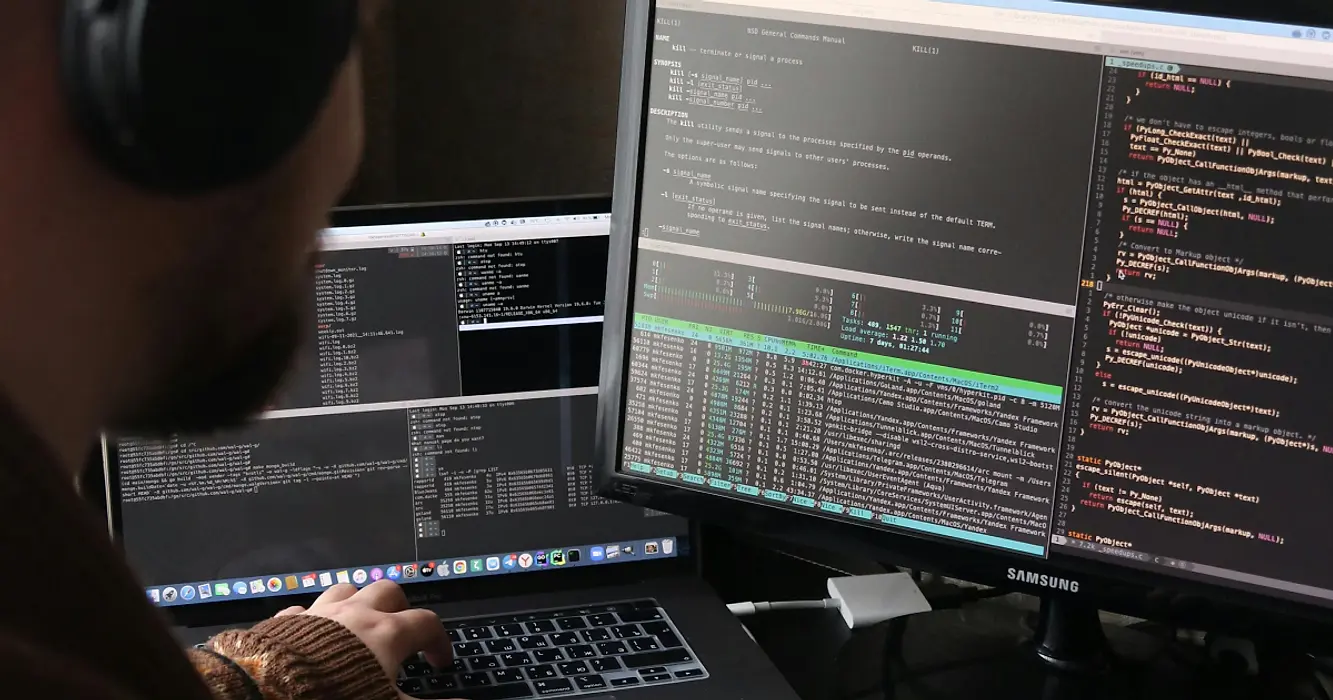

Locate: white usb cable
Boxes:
[726,572,933,629]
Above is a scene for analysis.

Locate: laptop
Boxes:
[96,196,796,700]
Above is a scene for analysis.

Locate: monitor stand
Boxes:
[1030,597,1109,673]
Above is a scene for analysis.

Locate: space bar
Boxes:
[447,683,534,700]
[622,648,693,668]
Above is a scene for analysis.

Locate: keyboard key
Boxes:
[531,649,564,663]
[453,683,535,700]
[676,668,705,678]
[587,614,618,627]
[527,620,557,634]
[565,645,596,660]
[638,667,667,676]
[655,631,683,648]
[449,659,470,673]
[580,629,611,643]
[517,636,549,650]
[500,652,532,667]
[398,678,423,694]
[631,600,659,609]
[610,677,640,687]
[618,608,664,623]
[549,632,580,647]
[612,625,643,639]
[525,665,557,680]
[590,657,622,673]
[555,617,587,630]
[470,656,502,671]
[448,630,463,643]
[486,638,518,654]
[496,623,526,637]
[628,637,660,653]
[424,676,460,693]
[455,642,485,657]
[575,675,608,690]
[643,673,673,682]
[493,669,525,684]
[641,621,671,636]
[461,673,493,687]
[596,641,628,656]
[623,649,693,669]
[557,661,589,676]
[464,627,494,641]
[402,661,432,677]
[532,678,574,696]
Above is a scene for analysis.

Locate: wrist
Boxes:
[208,615,396,700]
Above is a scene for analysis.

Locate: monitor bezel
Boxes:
[594,0,1333,647]
[102,195,697,628]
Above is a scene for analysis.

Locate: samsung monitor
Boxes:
[596,0,1333,646]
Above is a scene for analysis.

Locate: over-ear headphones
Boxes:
[61,0,360,195]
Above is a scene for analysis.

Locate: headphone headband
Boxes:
[62,0,360,194]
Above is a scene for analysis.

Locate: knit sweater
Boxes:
[0,396,397,700]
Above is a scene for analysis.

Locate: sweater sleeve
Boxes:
[189,615,398,700]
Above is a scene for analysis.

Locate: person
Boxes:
[0,1,452,698]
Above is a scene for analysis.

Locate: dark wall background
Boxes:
[343,0,627,207]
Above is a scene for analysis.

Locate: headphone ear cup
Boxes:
[62,0,359,195]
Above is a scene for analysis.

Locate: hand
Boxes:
[275,580,452,688]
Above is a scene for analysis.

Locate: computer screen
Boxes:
[607,0,1333,609]
[108,203,688,607]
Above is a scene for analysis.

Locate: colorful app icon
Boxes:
[319,572,333,587]
[285,575,300,590]
[197,584,211,600]
[535,552,548,567]
[147,589,160,604]
[485,557,500,572]
[567,549,581,563]
[470,559,483,573]
[180,585,196,601]
[387,565,402,580]
[437,562,450,577]
[621,544,635,556]
[336,571,351,585]
[266,577,283,593]
[162,587,178,602]
[645,542,660,555]
[453,560,467,575]
[234,581,249,595]
[249,579,265,595]
[216,582,231,597]
[550,550,566,566]
[590,547,605,562]
[662,538,675,555]
[421,562,436,577]
[301,574,317,588]
[370,568,384,582]
[502,554,517,570]
[518,553,534,569]
[350,569,366,585]
[605,545,620,560]
[404,564,418,579]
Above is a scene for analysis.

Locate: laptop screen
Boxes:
[107,205,690,608]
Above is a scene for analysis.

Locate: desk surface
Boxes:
[700,528,1316,700]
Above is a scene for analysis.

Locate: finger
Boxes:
[390,608,451,668]
[354,579,410,612]
[274,606,306,617]
[314,583,358,605]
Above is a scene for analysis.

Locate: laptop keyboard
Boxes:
[398,599,709,699]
